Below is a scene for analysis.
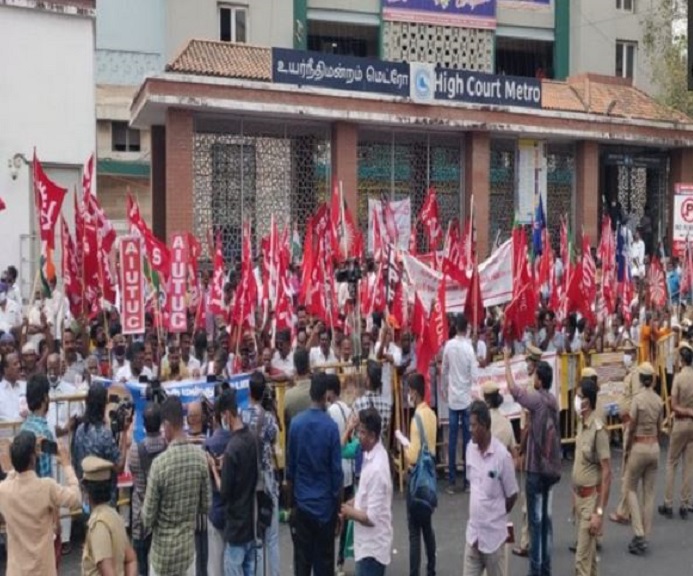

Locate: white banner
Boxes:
[368,198,411,252]
[402,239,513,312]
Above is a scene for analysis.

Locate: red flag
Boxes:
[419,186,442,249]
[416,326,435,404]
[648,257,668,308]
[82,154,95,199]
[411,291,427,338]
[208,234,226,315]
[299,217,315,306]
[442,220,461,266]
[60,217,82,318]
[464,257,484,328]
[429,277,449,351]
[34,152,67,290]
[372,212,385,263]
[84,191,116,254]
[33,152,67,250]
[503,281,536,341]
[231,222,258,329]
[0,198,6,212]
[390,281,406,330]
[275,275,294,333]
[461,218,476,275]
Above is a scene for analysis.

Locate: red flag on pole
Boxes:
[464,257,484,328]
[208,234,226,315]
[33,151,67,290]
[60,217,82,318]
[411,291,427,339]
[419,186,442,249]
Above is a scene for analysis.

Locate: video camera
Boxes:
[142,376,167,405]
[108,394,134,439]
[335,258,362,285]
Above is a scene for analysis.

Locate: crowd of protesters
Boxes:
[0,223,688,576]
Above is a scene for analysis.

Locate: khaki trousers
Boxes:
[664,419,693,507]
[615,427,631,519]
[574,493,599,576]
[626,442,659,538]
[463,542,504,576]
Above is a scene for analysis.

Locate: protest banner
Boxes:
[119,236,145,334]
[126,373,250,443]
[168,233,188,332]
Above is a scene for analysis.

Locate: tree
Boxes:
[642,0,693,116]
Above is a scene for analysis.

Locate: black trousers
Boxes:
[291,507,336,576]
[338,486,355,565]
[407,494,436,576]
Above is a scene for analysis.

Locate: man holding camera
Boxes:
[0,431,81,575]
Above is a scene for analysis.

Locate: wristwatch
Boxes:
[595,507,604,517]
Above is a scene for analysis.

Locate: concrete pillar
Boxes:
[165,108,194,243]
[330,122,359,219]
[151,125,166,241]
[464,131,491,258]
[575,141,599,243]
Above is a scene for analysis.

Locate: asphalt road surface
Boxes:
[9,447,693,575]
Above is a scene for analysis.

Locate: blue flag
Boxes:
[532,194,546,256]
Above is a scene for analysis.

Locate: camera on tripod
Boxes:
[142,375,168,404]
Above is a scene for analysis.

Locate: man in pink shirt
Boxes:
[464,400,519,576]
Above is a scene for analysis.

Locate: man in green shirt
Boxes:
[142,397,210,576]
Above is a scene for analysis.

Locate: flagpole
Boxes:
[339,181,347,260]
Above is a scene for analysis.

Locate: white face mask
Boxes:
[573,394,583,415]
[0,293,7,304]
[623,354,633,368]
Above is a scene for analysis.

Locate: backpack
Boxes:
[533,392,562,486]
[251,408,274,540]
[407,414,438,518]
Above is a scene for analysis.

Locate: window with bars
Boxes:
[616,0,634,12]
[219,4,247,43]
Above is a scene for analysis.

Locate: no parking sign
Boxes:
[673,183,693,257]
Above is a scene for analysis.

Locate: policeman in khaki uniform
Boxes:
[512,344,543,558]
[624,362,663,555]
[609,340,639,525]
[82,456,137,576]
[572,377,611,576]
[660,341,693,519]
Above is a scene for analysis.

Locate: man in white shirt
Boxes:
[464,400,518,576]
[180,332,201,377]
[0,282,22,334]
[4,266,21,306]
[442,314,479,493]
[341,407,393,575]
[114,341,154,383]
[310,330,338,374]
[374,324,402,406]
[0,352,27,435]
[630,229,646,280]
[272,330,295,380]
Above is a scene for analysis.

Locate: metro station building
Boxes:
[131,39,693,258]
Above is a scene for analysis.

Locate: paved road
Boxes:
[12,447,693,575]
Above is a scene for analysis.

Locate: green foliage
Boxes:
[642,0,693,117]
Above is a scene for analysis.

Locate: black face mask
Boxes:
[115,345,126,357]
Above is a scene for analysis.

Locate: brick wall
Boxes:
[165,108,193,242]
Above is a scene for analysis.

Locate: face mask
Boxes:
[48,375,59,388]
[573,394,583,415]
[623,354,633,368]
[221,418,230,431]
[0,294,7,304]
[115,345,126,357]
